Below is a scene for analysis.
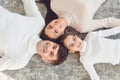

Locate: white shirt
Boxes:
[80,26,120,80]
[51,0,120,32]
[0,0,45,70]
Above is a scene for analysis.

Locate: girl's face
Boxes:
[63,35,83,53]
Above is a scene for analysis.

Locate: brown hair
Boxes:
[50,44,68,65]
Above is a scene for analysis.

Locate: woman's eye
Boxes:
[47,25,52,29]
[55,30,58,33]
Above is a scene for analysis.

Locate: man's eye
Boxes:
[53,45,57,49]
[50,52,54,57]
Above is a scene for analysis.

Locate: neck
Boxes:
[59,17,68,28]
[36,40,42,54]
[80,41,86,53]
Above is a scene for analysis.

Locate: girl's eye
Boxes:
[70,44,74,48]
[73,36,76,41]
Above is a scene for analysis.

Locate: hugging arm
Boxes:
[82,17,120,32]
[21,0,41,17]
[97,25,120,37]
[82,63,100,80]
[0,56,24,71]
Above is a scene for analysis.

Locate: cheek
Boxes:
[63,42,68,48]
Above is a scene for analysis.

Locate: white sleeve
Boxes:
[0,56,25,71]
[82,17,120,32]
[82,63,100,80]
[0,5,11,15]
[97,26,120,37]
[21,0,41,17]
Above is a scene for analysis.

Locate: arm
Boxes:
[82,63,100,80]
[0,56,25,71]
[21,0,41,17]
[82,17,120,32]
[96,26,120,37]
[0,6,11,15]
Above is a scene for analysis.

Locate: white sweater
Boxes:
[80,26,120,80]
[51,0,120,32]
[0,0,45,70]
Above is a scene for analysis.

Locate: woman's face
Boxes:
[45,19,67,39]
[63,35,83,53]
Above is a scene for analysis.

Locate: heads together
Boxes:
[39,18,85,65]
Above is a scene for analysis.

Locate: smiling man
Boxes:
[36,39,68,64]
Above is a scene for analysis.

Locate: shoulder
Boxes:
[85,32,95,40]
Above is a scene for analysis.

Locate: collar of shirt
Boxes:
[59,13,72,26]
[28,35,41,55]
[80,40,87,53]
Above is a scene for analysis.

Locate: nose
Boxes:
[46,45,53,53]
[75,41,81,48]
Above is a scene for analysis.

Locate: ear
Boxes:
[68,50,75,54]
[42,57,49,62]
[62,31,65,35]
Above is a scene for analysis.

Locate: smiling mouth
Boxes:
[78,42,81,48]
[55,22,61,27]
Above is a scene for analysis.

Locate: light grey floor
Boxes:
[0,0,120,80]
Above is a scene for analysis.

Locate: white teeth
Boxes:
[56,22,61,27]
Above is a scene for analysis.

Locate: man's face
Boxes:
[63,35,83,53]
[37,40,59,62]
[45,19,66,39]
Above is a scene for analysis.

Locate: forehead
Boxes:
[63,35,73,45]
[64,35,74,42]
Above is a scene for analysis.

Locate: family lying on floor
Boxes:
[0,0,120,80]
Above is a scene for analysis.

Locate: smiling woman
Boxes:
[43,18,68,39]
